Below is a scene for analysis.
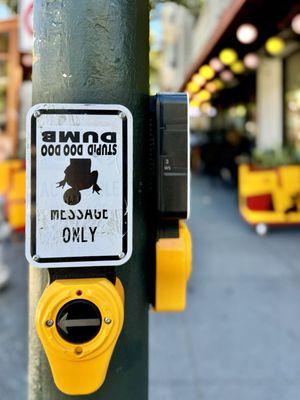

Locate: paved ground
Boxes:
[150,176,300,400]
[0,235,27,399]
[2,175,300,399]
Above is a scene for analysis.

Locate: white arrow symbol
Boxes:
[58,313,101,334]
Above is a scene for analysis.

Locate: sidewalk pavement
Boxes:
[150,175,300,400]
[0,238,27,399]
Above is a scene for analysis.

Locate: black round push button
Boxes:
[56,299,102,344]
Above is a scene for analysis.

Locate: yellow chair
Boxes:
[238,164,300,235]
[0,159,23,196]
[6,168,26,231]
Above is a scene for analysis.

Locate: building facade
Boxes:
[157,2,195,91]
[179,0,300,153]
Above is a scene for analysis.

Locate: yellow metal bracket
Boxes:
[154,221,192,312]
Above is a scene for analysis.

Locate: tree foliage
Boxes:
[4,0,17,13]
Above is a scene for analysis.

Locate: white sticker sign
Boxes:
[26,104,133,268]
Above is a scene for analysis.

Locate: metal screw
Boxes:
[34,110,41,118]
[104,317,112,325]
[119,111,126,119]
[46,320,54,327]
[75,347,83,355]
[119,252,125,259]
[33,254,40,262]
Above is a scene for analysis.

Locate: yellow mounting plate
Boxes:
[154,222,192,312]
[36,278,124,395]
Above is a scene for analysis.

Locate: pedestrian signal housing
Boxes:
[151,93,192,312]
[154,93,189,219]
[35,277,124,395]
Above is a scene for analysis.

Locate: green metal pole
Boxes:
[28,1,150,399]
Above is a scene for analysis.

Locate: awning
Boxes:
[181,0,300,91]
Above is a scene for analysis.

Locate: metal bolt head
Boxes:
[75,346,83,355]
[46,319,54,327]
[119,111,126,119]
[34,110,41,118]
[119,252,125,259]
[33,255,39,262]
[104,317,112,325]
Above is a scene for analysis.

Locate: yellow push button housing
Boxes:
[154,221,192,312]
[36,277,124,395]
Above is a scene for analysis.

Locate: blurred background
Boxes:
[1,0,300,399]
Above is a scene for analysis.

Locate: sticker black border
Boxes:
[30,109,128,264]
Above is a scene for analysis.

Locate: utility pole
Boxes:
[28,1,150,399]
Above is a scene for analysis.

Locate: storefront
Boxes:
[285,49,300,148]
[0,1,33,159]
[182,0,300,152]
